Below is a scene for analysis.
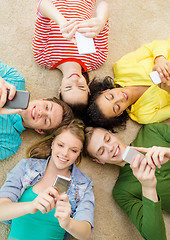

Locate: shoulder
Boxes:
[72,164,93,186]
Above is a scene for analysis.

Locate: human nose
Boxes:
[61,147,69,157]
[105,143,113,152]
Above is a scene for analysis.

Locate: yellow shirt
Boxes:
[113,40,170,124]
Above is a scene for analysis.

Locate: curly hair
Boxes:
[87,76,129,130]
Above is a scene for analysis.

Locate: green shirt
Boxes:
[113,123,170,240]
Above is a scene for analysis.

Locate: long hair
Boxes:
[26,119,85,166]
[87,76,129,129]
[43,97,74,134]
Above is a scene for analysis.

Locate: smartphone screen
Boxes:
[122,146,144,164]
[53,175,72,194]
[4,90,30,109]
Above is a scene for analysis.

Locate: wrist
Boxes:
[142,186,158,202]
[155,55,165,63]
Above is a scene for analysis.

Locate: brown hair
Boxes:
[84,126,95,158]
[26,119,85,166]
[43,97,74,134]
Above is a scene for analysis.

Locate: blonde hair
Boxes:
[26,119,85,165]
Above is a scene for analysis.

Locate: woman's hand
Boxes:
[133,146,170,169]
[54,193,71,229]
[153,56,170,86]
[29,187,59,214]
[60,19,79,44]
[0,76,22,115]
[77,17,104,38]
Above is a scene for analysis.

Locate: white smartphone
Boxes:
[149,71,162,85]
[75,31,96,55]
[122,146,144,164]
[53,175,72,194]
[4,90,30,109]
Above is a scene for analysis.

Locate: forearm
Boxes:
[40,0,66,26]
[64,218,91,240]
[0,198,30,221]
[95,1,109,27]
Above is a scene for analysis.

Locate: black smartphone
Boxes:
[53,175,72,194]
[122,146,144,164]
[4,90,30,109]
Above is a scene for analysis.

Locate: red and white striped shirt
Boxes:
[32,0,109,71]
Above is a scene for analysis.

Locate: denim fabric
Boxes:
[0,157,95,239]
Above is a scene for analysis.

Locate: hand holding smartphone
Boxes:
[4,90,30,109]
[53,175,72,194]
[122,146,144,164]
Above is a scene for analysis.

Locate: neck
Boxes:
[46,157,71,179]
[125,85,149,105]
[58,61,82,78]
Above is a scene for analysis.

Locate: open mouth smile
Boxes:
[122,92,128,100]
[112,146,120,158]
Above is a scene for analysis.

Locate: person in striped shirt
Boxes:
[32,0,109,116]
[0,61,73,160]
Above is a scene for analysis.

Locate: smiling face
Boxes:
[60,73,90,105]
[51,130,83,170]
[21,99,63,132]
[87,128,127,166]
[96,87,132,118]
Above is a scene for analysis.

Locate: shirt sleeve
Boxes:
[0,61,25,90]
[0,159,27,202]
[63,179,95,240]
[113,184,167,240]
[131,123,170,148]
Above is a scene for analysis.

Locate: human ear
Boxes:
[92,158,104,165]
[34,129,46,134]
[58,87,61,97]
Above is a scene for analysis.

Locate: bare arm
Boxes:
[77,1,109,38]
[0,198,31,221]
[39,0,78,42]
[0,187,59,221]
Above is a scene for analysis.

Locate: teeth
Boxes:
[113,147,119,157]
[58,157,67,162]
[123,92,127,100]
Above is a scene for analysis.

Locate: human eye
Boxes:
[98,147,104,156]
[46,104,49,110]
[65,86,71,89]
[57,143,63,147]
[113,104,120,114]
[104,133,110,143]
[71,149,78,153]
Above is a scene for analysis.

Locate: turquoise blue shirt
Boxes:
[0,159,95,239]
[0,61,26,160]
[8,186,66,240]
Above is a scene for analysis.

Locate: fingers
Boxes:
[0,77,17,109]
[60,19,79,43]
[132,146,148,153]
[33,187,59,214]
